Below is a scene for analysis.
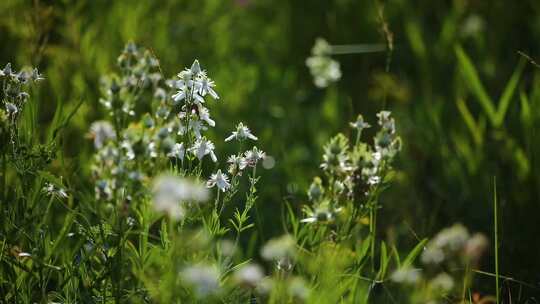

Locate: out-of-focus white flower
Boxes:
[152,175,209,220]
[225,122,258,142]
[433,223,470,252]
[233,263,264,287]
[167,142,185,160]
[244,147,265,167]
[306,39,341,88]
[430,272,455,292]
[464,233,488,262]
[90,121,116,149]
[421,223,470,265]
[180,264,220,297]
[190,137,217,162]
[207,169,231,192]
[390,267,421,284]
[289,277,310,300]
[421,246,445,265]
[261,234,296,261]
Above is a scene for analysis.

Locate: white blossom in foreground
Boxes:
[225,122,258,142]
[261,234,296,261]
[152,175,209,220]
[207,169,231,192]
[190,137,217,162]
[233,263,264,287]
[180,264,220,296]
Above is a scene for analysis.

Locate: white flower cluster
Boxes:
[89,43,270,225]
[421,223,488,265]
[305,38,342,88]
[303,111,401,224]
[0,63,43,146]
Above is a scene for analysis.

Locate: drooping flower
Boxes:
[207,169,231,192]
[190,137,217,162]
[225,122,258,142]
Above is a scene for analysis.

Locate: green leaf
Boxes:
[402,238,428,268]
[456,98,483,146]
[376,241,390,280]
[495,59,525,127]
[455,45,497,123]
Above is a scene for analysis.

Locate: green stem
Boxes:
[493,177,500,304]
[1,152,6,203]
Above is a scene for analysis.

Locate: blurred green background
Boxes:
[2,0,540,298]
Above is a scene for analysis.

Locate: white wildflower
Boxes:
[195,75,219,100]
[227,154,247,175]
[225,122,258,142]
[207,169,231,192]
[167,142,185,160]
[198,106,215,127]
[42,182,68,200]
[172,87,187,103]
[189,119,207,139]
[190,137,217,162]
[349,114,371,131]
[244,147,265,167]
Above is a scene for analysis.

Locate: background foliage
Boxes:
[1,0,540,301]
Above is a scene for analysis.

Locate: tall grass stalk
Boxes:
[493,177,500,304]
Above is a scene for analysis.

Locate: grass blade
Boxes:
[455,45,497,124]
[495,59,525,127]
